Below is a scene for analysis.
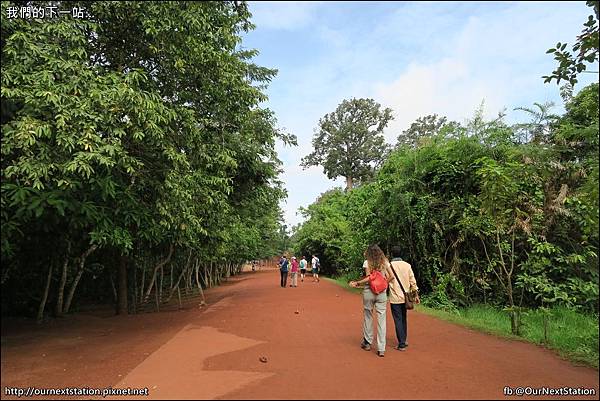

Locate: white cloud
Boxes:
[249,1,598,228]
[372,1,598,140]
[248,1,322,31]
[373,57,507,142]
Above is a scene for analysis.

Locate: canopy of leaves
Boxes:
[301,98,392,189]
[396,114,460,149]
[1,1,293,316]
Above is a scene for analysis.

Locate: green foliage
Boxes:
[1,1,292,317]
[396,114,460,149]
[420,272,463,312]
[513,102,558,144]
[292,84,599,316]
[543,1,599,85]
[292,188,353,275]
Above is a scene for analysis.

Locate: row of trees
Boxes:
[1,1,291,320]
[293,2,599,333]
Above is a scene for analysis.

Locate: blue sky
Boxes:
[241,1,599,230]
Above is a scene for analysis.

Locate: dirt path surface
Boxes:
[2,269,598,400]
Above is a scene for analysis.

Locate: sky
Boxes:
[241,1,599,231]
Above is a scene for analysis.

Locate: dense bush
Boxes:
[293,84,599,316]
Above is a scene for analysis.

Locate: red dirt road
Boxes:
[1,269,598,400]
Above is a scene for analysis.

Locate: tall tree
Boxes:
[302,98,392,190]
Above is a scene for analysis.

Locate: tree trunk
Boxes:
[203,263,209,288]
[64,244,98,314]
[55,242,71,317]
[510,310,520,336]
[213,262,217,286]
[194,259,200,290]
[194,259,206,306]
[117,254,128,315]
[166,268,186,302]
[1,264,13,285]
[109,272,117,303]
[345,175,353,191]
[133,263,138,313]
[159,265,164,300]
[143,243,175,302]
[155,285,160,312]
[189,264,195,287]
[165,253,191,302]
[140,261,146,304]
[197,278,206,306]
[37,262,54,323]
[186,263,193,290]
[207,261,212,288]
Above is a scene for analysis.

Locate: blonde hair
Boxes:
[365,244,388,272]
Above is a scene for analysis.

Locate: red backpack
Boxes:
[369,269,388,294]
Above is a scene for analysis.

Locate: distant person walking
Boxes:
[290,256,299,287]
[349,244,394,357]
[299,256,307,282]
[388,246,420,351]
[311,254,320,282]
[279,255,289,288]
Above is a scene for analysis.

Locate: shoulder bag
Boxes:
[390,262,416,310]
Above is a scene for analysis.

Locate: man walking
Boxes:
[299,256,307,282]
[311,254,320,282]
[279,255,289,288]
[388,246,420,351]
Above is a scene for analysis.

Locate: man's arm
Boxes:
[408,267,420,304]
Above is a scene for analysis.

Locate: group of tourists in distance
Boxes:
[278,245,420,358]
[277,254,320,288]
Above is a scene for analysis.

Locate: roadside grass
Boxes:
[325,276,598,369]
[416,304,599,369]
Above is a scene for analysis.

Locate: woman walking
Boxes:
[349,244,394,357]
